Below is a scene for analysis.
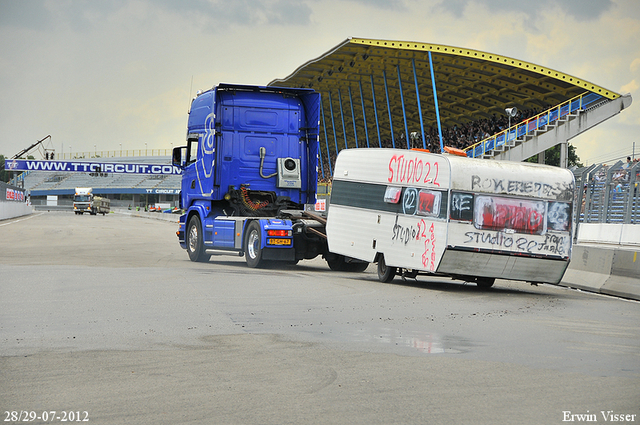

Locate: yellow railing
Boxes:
[464,91,605,158]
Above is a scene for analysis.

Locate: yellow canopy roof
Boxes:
[269,37,620,146]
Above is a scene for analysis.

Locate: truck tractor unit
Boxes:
[73,187,110,215]
[173,84,362,270]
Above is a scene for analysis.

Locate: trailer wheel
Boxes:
[186,216,209,262]
[377,255,396,283]
[476,277,495,289]
[244,221,264,268]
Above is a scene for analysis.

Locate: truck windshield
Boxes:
[74,195,91,202]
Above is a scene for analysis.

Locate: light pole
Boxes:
[505,107,517,161]
[505,107,517,142]
[119,143,122,157]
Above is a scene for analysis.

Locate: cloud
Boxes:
[0,0,52,29]
[620,80,639,95]
[156,0,312,26]
[437,0,614,21]
[348,0,407,10]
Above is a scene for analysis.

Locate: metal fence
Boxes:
[573,160,640,224]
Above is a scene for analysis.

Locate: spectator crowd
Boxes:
[318,107,547,181]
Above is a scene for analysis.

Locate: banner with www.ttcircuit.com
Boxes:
[4,159,182,175]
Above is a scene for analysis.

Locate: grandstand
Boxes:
[18,156,180,209]
[269,37,632,178]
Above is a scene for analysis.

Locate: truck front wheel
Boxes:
[186,216,209,262]
[244,221,264,268]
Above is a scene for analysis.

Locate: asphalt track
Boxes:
[1,212,639,424]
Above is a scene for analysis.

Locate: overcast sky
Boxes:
[1,0,638,165]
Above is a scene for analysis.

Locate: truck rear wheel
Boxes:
[244,221,264,268]
[186,216,209,262]
[327,254,368,272]
[377,255,396,283]
[343,261,369,272]
[326,254,346,271]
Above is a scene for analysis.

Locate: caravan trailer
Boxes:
[326,148,575,287]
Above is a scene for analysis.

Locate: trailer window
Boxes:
[547,201,571,231]
[402,187,447,218]
[330,180,447,218]
[474,195,545,235]
[416,190,441,217]
[450,192,474,222]
[384,186,402,204]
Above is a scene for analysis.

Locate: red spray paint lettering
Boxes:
[388,154,440,186]
[418,220,437,271]
[480,203,544,234]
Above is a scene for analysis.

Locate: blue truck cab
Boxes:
[172,83,330,267]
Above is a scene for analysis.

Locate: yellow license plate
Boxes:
[268,238,291,246]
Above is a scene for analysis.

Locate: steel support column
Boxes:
[337,89,348,150]
[397,65,410,149]
[319,99,332,176]
[348,86,359,148]
[359,80,370,148]
[383,69,395,148]
[428,52,444,153]
[327,92,340,157]
[371,74,382,148]
[412,58,426,150]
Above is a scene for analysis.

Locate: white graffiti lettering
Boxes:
[464,230,567,256]
[471,175,573,200]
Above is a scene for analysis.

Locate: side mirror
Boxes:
[172,146,187,167]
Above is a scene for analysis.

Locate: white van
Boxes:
[326,148,575,287]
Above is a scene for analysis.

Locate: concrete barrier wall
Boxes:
[577,223,640,246]
[113,208,180,223]
[0,202,34,221]
[561,244,640,301]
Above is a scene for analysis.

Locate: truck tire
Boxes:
[327,254,368,272]
[186,216,209,262]
[343,261,369,272]
[377,255,396,283]
[326,254,347,271]
[244,221,264,268]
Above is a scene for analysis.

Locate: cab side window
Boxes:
[187,138,199,165]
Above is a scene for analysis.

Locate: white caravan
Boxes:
[326,148,575,287]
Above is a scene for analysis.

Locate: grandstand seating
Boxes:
[18,157,181,206]
[466,92,631,163]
